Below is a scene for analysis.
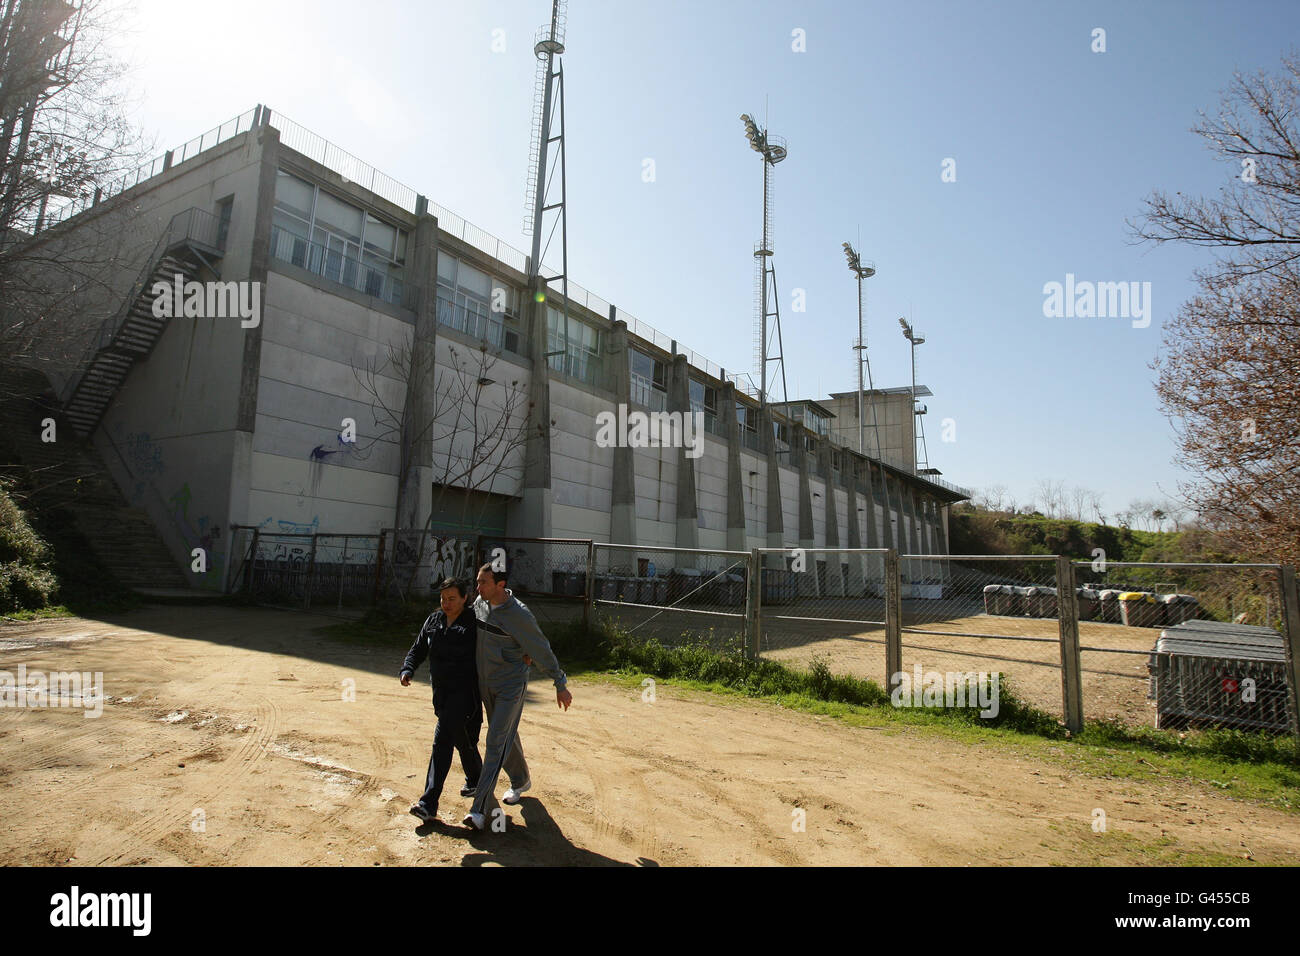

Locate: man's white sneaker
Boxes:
[503,779,531,805]
[462,811,486,831]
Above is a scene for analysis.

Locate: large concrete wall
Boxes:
[247,270,410,535]
[550,377,612,540]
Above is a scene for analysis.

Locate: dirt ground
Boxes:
[1,605,1297,867]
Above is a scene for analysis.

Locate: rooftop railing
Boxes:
[37,107,260,232]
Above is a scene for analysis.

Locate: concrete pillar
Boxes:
[795,425,816,596]
[877,464,895,550]
[762,405,784,569]
[819,439,845,597]
[509,275,554,540]
[843,455,864,596]
[721,381,746,553]
[669,353,699,553]
[392,212,438,535]
[228,123,280,554]
[608,316,635,547]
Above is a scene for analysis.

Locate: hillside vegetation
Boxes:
[949,509,1235,564]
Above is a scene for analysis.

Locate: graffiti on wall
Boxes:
[257,515,320,535]
[168,482,225,584]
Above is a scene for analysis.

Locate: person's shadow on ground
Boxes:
[418,798,657,867]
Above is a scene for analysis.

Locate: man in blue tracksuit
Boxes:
[463,562,573,831]
[399,577,483,822]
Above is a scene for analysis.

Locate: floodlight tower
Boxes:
[843,242,879,459]
[524,0,571,345]
[740,113,790,420]
[516,0,570,541]
[898,317,930,472]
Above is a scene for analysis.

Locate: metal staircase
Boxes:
[62,207,225,437]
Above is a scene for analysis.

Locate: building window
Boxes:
[271,168,407,304]
[548,307,601,386]
[629,349,667,410]
[436,254,524,355]
[689,379,719,434]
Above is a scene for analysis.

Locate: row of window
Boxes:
[273,170,407,288]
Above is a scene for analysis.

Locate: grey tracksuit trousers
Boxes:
[470,591,567,817]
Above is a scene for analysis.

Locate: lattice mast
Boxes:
[741,113,790,421]
[524,0,571,362]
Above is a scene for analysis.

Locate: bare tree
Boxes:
[974,484,1007,512]
[1034,478,1066,518]
[1132,55,1300,565]
[0,0,153,391]
[1086,488,1106,525]
[354,336,541,599]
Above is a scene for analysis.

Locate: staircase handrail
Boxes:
[62,207,225,404]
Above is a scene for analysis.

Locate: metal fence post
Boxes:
[1056,555,1084,733]
[747,549,762,660]
[243,528,259,594]
[372,530,387,606]
[304,534,319,610]
[885,549,902,693]
[1278,565,1300,740]
[338,537,348,610]
[583,539,595,633]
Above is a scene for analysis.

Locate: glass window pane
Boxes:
[363,214,396,260]
[314,190,363,243]
[274,170,314,221]
[458,261,491,298]
[437,253,456,284]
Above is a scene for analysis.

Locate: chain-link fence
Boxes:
[591,543,749,652]
[898,555,1067,720]
[754,547,889,681]
[229,528,383,611]
[224,523,1300,738]
[476,536,592,601]
[1075,561,1297,733]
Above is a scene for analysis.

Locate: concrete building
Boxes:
[17,105,970,594]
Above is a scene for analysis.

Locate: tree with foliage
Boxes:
[1132,55,1300,566]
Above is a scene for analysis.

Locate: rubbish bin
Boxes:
[762,567,796,605]
[1162,593,1200,625]
[648,577,668,605]
[667,568,704,604]
[984,584,1009,615]
[1010,586,1036,616]
[1119,591,1160,627]
[1098,589,1122,623]
[715,572,745,606]
[1076,587,1099,621]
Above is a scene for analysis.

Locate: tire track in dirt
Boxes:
[88,697,279,866]
[550,720,803,866]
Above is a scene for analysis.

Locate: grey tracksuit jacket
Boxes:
[469,590,566,816]
[474,591,567,695]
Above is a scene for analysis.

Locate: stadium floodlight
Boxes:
[899,316,928,471]
[845,241,878,457]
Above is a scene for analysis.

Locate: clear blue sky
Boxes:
[111,0,1300,520]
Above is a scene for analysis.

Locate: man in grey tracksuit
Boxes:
[464,562,573,830]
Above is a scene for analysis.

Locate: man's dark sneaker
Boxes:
[409,802,435,822]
